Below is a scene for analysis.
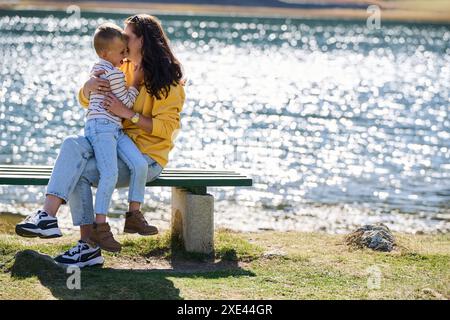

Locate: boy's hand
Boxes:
[85,70,111,94]
[103,93,134,119]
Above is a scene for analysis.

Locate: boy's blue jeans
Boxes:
[84,118,149,215]
[45,131,163,226]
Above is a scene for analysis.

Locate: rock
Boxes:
[422,288,446,300]
[262,249,287,259]
[345,224,396,252]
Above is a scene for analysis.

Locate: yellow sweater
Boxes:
[78,60,185,168]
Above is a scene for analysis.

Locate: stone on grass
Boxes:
[345,224,396,252]
[262,249,287,259]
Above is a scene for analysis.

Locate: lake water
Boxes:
[0,9,449,234]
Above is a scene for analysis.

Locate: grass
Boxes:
[0,230,448,300]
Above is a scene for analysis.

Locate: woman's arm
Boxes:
[78,70,111,108]
[102,93,153,133]
[103,85,184,137]
[130,111,154,133]
[102,65,183,135]
[150,97,182,139]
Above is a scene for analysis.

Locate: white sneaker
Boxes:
[54,240,104,268]
[15,210,63,238]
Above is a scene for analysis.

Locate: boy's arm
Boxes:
[104,70,139,109]
[78,69,109,108]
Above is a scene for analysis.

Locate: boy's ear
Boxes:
[99,50,108,59]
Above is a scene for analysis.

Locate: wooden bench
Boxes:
[0,165,252,254]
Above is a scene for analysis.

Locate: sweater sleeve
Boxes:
[78,88,89,108]
[151,85,185,140]
[104,69,138,108]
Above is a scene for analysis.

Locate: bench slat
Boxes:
[0,165,252,187]
[0,171,246,178]
[0,165,235,171]
[0,168,243,175]
[0,170,244,176]
[0,176,252,187]
[0,173,247,179]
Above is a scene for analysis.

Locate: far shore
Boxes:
[1,0,450,23]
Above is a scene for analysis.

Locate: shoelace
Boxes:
[24,210,47,224]
[66,242,87,259]
[136,212,149,226]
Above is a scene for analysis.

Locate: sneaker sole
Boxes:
[15,225,62,239]
[123,228,158,236]
[56,256,105,268]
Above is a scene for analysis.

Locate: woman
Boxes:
[15,14,185,268]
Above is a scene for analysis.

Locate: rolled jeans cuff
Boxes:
[45,191,69,205]
[74,216,95,227]
[128,196,144,204]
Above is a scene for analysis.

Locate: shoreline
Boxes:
[0,0,449,23]
[1,201,449,236]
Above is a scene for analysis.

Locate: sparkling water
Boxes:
[0,10,449,233]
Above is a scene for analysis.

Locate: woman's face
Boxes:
[124,24,142,63]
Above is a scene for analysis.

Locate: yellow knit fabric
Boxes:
[78,60,185,167]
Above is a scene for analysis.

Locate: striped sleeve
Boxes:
[104,69,139,108]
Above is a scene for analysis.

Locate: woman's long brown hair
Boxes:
[125,14,183,100]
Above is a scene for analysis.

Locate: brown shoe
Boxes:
[124,210,158,236]
[89,222,122,253]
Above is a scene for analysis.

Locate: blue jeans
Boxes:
[85,118,149,214]
[46,134,163,226]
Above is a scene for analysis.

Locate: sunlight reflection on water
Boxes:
[0,11,449,233]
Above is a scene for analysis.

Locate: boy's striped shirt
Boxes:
[86,59,138,126]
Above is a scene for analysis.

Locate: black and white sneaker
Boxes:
[15,210,63,238]
[54,240,104,268]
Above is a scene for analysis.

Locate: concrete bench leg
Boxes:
[171,187,214,254]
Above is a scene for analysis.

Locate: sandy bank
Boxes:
[1,0,449,23]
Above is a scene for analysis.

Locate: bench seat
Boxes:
[0,165,253,254]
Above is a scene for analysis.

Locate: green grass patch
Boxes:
[0,231,448,300]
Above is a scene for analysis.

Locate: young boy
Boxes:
[15,22,161,267]
[83,23,149,253]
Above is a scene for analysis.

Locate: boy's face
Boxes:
[102,37,128,67]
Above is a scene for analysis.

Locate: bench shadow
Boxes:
[9,248,255,300]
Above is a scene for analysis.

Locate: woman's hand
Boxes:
[84,70,111,95]
[103,93,134,119]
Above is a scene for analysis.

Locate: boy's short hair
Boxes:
[93,23,128,54]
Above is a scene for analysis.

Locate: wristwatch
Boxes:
[130,112,140,124]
